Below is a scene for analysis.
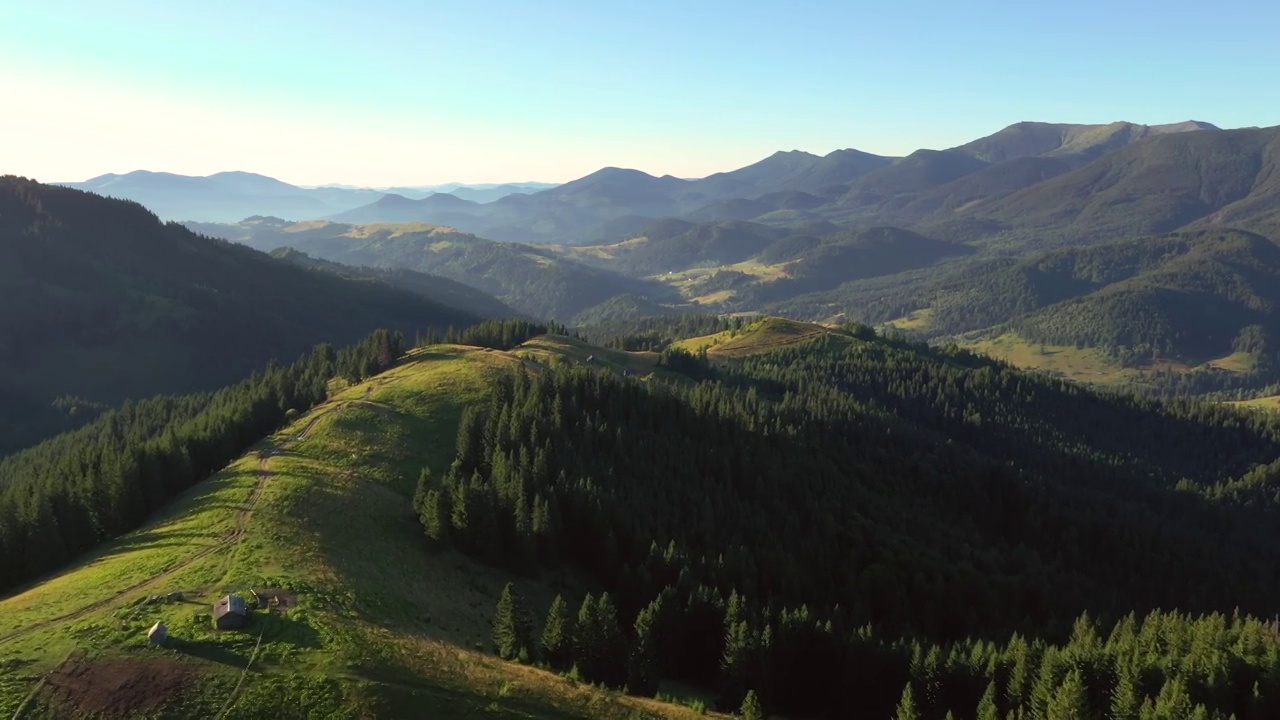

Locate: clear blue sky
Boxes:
[2,0,1276,186]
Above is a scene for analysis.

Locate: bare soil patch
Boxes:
[255,588,299,610]
[42,655,198,718]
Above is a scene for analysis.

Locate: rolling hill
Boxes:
[267,248,521,320]
[207,218,673,320]
[0,343,716,720]
[0,177,483,455]
[9,320,1280,717]
[551,219,788,276]
[327,192,484,225]
[855,229,1280,392]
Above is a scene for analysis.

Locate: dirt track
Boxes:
[0,394,356,645]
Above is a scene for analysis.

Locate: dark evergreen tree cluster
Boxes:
[427,320,569,350]
[0,329,406,592]
[426,327,1280,717]
[579,314,736,352]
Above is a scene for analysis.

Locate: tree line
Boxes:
[0,329,405,593]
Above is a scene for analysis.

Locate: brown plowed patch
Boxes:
[42,656,198,718]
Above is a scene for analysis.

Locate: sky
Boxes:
[1,0,1277,187]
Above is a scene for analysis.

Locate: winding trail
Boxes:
[0,394,357,645]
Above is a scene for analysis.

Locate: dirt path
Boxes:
[0,394,354,645]
[0,451,276,646]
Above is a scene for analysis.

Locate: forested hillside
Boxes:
[411,318,1280,718]
[208,218,670,320]
[952,125,1280,247]
[0,179,482,456]
[268,247,521,320]
[0,330,405,592]
[9,315,1280,717]
[770,228,1280,397]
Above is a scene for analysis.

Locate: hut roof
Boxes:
[213,594,247,620]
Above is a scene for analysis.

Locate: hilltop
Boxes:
[0,342,713,719]
[9,319,1280,717]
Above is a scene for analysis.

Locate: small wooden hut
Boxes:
[213,594,248,630]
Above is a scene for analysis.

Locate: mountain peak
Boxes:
[1149,120,1221,134]
[420,192,480,207]
[578,167,662,182]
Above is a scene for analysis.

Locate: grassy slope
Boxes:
[1227,395,1280,411]
[958,332,1143,385]
[951,331,1264,386]
[881,308,936,332]
[0,346,718,720]
[672,317,838,357]
[512,335,673,380]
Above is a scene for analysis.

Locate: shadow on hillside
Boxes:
[171,638,251,668]
[93,529,230,558]
[264,613,323,651]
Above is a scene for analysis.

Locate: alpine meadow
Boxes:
[5,2,1280,718]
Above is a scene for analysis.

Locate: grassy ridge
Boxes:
[0,346,716,719]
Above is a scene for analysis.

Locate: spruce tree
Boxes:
[895,683,923,720]
[574,593,602,681]
[491,582,534,662]
[1110,667,1141,720]
[1154,677,1193,719]
[541,594,573,670]
[628,602,662,697]
[740,689,764,720]
[421,489,449,542]
[412,466,432,518]
[720,590,752,710]
[1047,669,1089,720]
[977,680,1001,720]
[595,592,627,687]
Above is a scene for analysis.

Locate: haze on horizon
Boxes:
[2,0,1277,187]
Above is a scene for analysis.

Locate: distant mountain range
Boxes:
[48,117,1280,397]
[324,120,1273,245]
[56,172,558,223]
[61,120,1260,244]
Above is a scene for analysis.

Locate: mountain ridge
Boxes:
[0,177,484,454]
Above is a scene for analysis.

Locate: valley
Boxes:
[147,122,1280,402]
